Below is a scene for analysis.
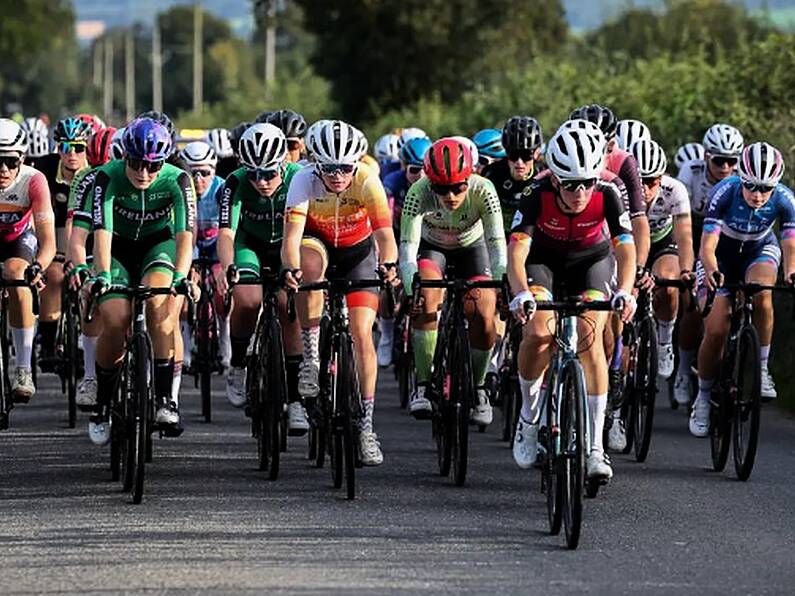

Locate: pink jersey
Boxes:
[0,165,51,241]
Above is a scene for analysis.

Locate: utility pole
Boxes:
[103,37,114,123]
[254,0,277,95]
[125,29,135,121]
[93,40,103,88]
[193,3,203,113]
[152,20,163,112]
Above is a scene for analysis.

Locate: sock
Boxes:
[760,345,770,371]
[82,335,97,378]
[219,315,231,362]
[610,336,624,370]
[697,377,714,404]
[230,335,249,368]
[489,335,503,374]
[657,319,675,345]
[96,363,121,407]
[39,320,57,354]
[181,321,192,367]
[471,348,491,387]
[301,326,321,364]
[154,358,175,405]
[412,329,437,384]
[359,397,374,433]
[678,348,695,377]
[519,375,543,424]
[11,326,35,371]
[378,317,394,346]
[588,392,608,454]
[171,361,182,407]
[285,354,303,403]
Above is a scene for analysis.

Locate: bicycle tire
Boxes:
[452,327,472,487]
[0,314,8,431]
[121,354,134,492]
[338,335,360,499]
[543,377,562,536]
[130,333,151,505]
[198,298,214,423]
[560,358,587,550]
[65,299,78,428]
[397,341,414,411]
[267,318,286,481]
[732,324,761,481]
[633,316,658,462]
[710,386,732,472]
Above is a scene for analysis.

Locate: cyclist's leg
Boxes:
[745,239,780,397]
[295,237,327,398]
[5,231,39,399]
[39,234,66,365]
[652,252,680,379]
[676,215,705,402]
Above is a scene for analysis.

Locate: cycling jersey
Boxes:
[677,159,719,216]
[0,164,52,242]
[37,153,88,229]
[382,169,410,231]
[379,160,401,181]
[646,175,690,243]
[195,176,225,248]
[399,174,506,286]
[69,167,98,230]
[215,156,239,180]
[92,160,196,241]
[605,147,645,219]
[285,164,392,248]
[482,158,534,230]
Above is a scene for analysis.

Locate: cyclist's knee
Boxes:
[299,245,325,281]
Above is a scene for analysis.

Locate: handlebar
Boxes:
[653,275,698,312]
[84,284,193,324]
[701,277,795,319]
[0,278,40,316]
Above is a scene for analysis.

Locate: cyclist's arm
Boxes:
[171,171,197,282]
[620,155,650,267]
[29,170,56,270]
[506,195,539,295]
[479,179,507,279]
[398,183,425,288]
[66,226,89,268]
[699,181,730,274]
[776,186,795,279]
[605,184,636,294]
[673,213,694,273]
[217,179,240,273]
[282,176,309,271]
[91,171,114,280]
[363,174,397,264]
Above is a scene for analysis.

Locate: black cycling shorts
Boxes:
[648,231,679,267]
[0,229,38,264]
[525,245,614,300]
[417,239,492,280]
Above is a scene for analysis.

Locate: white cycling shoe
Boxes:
[761,368,777,401]
[409,385,433,419]
[298,360,320,399]
[76,377,98,408]
[657,343,675,380]
[288,401,309,436]
[226,366,247,408]
[689,398,710,438]
[88,415,111,446]
[358,431,384,466]
[512,418,538,469]
[470,389,493,426]
[673,371,692,407]
[607,411,627,451]
[586,451,613,481]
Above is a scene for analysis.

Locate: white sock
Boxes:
[82,335,97,378]
[588,393,607,455]
[519,375,543,424]
[301,326,321,363]
[181,321,192,367]
[760,345,770,371]
[171,362,182,407]
[219,315,231,362]
[697,377,714,404]
[678,348,695,376]
[657,319,675,345]
[11,326,35,371]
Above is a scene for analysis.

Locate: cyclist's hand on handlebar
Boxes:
[680,268,696,284]
[409,295,425,317]
[612,289,637,323]
[174,276,200,302]
[378,261,399,286]
[217,264,236,295]
[65,262,90,291]
[282,268,302,292]
[25,261,46,290]
[635,266,654,291]
[89,275,111,297]
[704,269,724,292]
[787,271,795,287]
[509,290,536,324]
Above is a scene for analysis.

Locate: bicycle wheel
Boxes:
[0,320,8,431]
[559,358,587,550]
[129,333,152,504]
[267,319,286,481]
[709,385,732,472]
[543,378,562,536]
[451,328,473,487]
[65,299,78,428]
[341,335,361,499]
[397,338,414,411]
[198,298,214,423]
[732,324,761,481]
[632,316,658,462]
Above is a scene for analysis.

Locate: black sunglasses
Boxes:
[58,141,87,154]
[710,156,738,168]
[0,156,22,170]
[507,149,534,163]
[246,167,280,182]
[742,180,775,194]
[406,165,423,175]
[191,169,214,178]
[558,178,597,192]
[319,163,356,176]
[126,157,164,173]
[641,176,661,188]
[431,181,469,196]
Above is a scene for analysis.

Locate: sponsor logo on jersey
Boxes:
[115,205,172,222]
[618,212,631,229]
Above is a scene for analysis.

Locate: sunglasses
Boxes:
[287,139,302,151]
[126,157,164,173]
[0,156,22,170]
[246,167,281,182]
[710,156,738,168]
[319,163,356,176]
[58,142,87,154]
[478,155,494,167]
[431,181,468,196]
[641,176,661,188]
[508,149,535,163]
[191,169,214,178]
[406,165,423,175]
[558,178,597,192]
[742,180,775,194]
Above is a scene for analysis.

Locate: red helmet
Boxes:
[424,138,473,185]
[76,113,105,134]
[87,127,117,167]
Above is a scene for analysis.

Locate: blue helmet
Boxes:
[123,118,173,161]
[54,117,92,143]
[472,128,506,159]
[399,136,432,166]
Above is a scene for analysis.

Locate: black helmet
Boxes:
[229,121,252,156]
[266,109,307,140]
[501,116,543,153]
[254,111,274,124]
[569,104,618,140]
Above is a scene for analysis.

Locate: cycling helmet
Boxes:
[570,104,618,140]
[137,110,176,145]
[546,128,605,179]
[674,142,705,170]
[353,126,369,159]
[311,120,362,165]
[449,135,479,169]
[616,119,651,151]
[122,118,173,161]
[205,128,233,158]
[238,123,287,170]
[254,110,274,124]
[556,119,606,147]
[630,139,667,178]
[76,113,105,134]
[21,117,50,158]
[702,124,744,157]
[399,136,432,166]
[397,127,428,150]
[110,128,125,160]
[738,142,785,187]
[472,128,506,159]
[54,117,92,142]
[229,121,252,156]
[424,138,473,185]
[502,116,543,152]
[0,118,28,154]
[265,109,307,140]
[180,141,218,168]
[86,127,118,167]
[374,134,401,162]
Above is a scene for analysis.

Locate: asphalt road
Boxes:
[2,370,795,595]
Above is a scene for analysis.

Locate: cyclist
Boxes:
[218,124,248,179]
[179,141,230,371]
[615,119,651,151]
[691,142,795,436]
[89,117,196,439]
[507,126,636,480]
[674,142,705,172]
[265,110,307,164]
[399,137,506,425]
[630,139,694,379]
[206,128,236,178]
[37,117,93,371]
[673,123,744,406]
[472,128,506,173]
[282,119,398,466]
[215,124,307,432]
[377,136,432,367]
[20,117,51,170]
[374,133,401,178]
[0,119,56,401]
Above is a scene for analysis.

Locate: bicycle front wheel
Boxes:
[335,335,359,499]
[560,358,587,550]
[266,319,286,481]
[732,324,761,481]
[129,333,152,505]
[543,379,562,536]
[451,327,473,487]
[632,315,658,462]
[64,300,78,428]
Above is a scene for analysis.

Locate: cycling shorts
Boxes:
[525,245,614,301]
[0,229,37,264]
[648,230,679,267]
[417,238,492,281]
[302,235,379,310]
[103,229,175,302]
[234,229,282,280]
[697,234,781,298]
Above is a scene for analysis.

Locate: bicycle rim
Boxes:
[560,359,586,550]
[130,334,151,505]
[732,325,761,481]
[633,317,658,462]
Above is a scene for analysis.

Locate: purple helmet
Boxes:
[123,118,173,161]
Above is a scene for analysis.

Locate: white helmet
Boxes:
[616,119,651,151]
[21,117,50,158]
[353,126,369,159]
[311,120,363,165]
[546,128,605,179]
[205,128,233,158]
[374,134,400,162]
[449,135,479,169]
[239,123,287,170]
[304,119,331,161]
[111,127,125,160]
[630,139,668,178]
[0,119,28,154]
[180,141,217,168]
[703,124,744,157]
[556,119,606,148]
[674,142,704,170]
[738,142,785,187]
[397,127,427,150]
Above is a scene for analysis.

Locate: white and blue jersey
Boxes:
[383,169,410,234]
[193,175,225,260]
